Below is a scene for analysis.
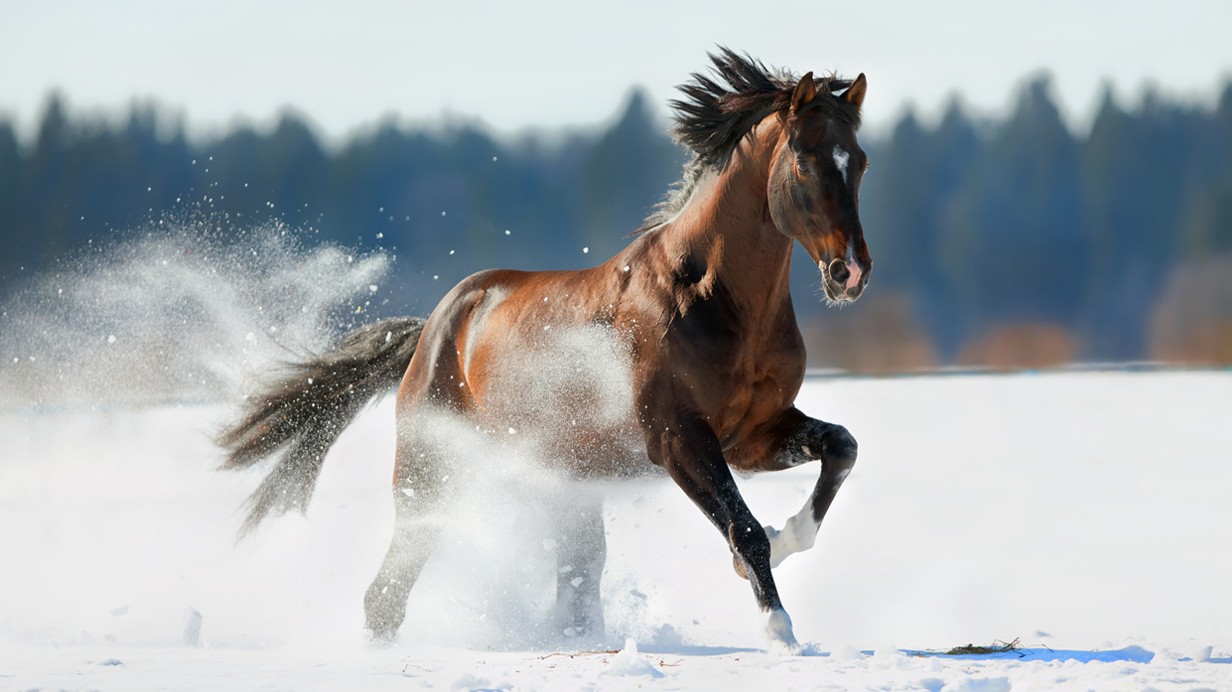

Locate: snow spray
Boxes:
[0,211,388,409]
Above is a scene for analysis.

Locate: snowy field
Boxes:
[2,370,1230,690]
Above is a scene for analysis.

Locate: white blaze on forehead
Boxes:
[832,145,850,184]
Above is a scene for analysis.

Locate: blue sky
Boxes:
[2,0,1229,140]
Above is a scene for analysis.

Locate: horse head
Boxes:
[767,72,872,304]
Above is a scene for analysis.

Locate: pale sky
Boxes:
[2,0,1230,142]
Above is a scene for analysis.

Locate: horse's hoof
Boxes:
[365,631,397,648]
[364,621,400,646]
[763,608,801,655]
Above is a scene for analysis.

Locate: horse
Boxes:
[218,49,872,653]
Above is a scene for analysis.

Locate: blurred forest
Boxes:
[2,76,1231,372]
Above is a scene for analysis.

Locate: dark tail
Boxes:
[217,315,426,536]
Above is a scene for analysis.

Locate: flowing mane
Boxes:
[643,48,862,230]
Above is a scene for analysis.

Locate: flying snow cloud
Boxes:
[0,212,390,408]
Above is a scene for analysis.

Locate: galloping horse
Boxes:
[219,49,872,652]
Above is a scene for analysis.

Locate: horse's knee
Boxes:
[821,425,857,472]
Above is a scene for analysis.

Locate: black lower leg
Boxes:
[810,424,858,523]
[726,505,782,611]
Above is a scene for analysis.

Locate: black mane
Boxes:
[643,48,861,230]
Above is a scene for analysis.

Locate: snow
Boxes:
[604,638,665,678]
[2,371,1231,689]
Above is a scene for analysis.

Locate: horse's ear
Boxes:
[844,73,868,110]
[790,72,817,115]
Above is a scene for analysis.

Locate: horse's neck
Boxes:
[669,141,795,313]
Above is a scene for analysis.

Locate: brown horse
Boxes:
[218,49,872,653]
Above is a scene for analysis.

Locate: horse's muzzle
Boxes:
[820,258,866,303]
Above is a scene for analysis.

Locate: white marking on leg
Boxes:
[766,498,820,568]
[832,145,850,184]
[763,607,801,655]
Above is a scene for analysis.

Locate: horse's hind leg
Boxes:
[551,491,606,639]
[363,436,448,641]
[363,493,439,640]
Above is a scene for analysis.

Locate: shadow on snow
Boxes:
[902,645,1159,664]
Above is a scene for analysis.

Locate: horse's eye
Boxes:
[795,158,813,177]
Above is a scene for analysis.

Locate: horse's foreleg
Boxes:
[551,492,607,639]
[648,414,800,653]
[760,411,859,569]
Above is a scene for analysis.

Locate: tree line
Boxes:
[2,76,1230,367]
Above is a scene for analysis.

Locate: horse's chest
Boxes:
[715,363,800,442]
[659,300,805,441]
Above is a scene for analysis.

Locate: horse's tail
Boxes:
[217,315,426,537]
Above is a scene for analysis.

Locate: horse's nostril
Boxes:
[828,258,850,285]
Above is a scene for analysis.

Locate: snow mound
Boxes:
[603,638,664,678]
